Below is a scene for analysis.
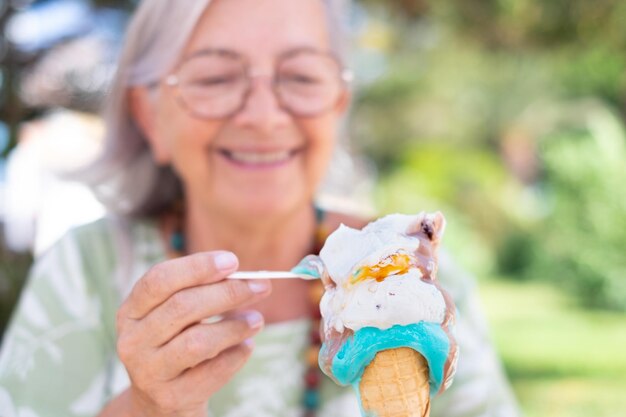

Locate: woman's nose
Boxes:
[231,75,292,134]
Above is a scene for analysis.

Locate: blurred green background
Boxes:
[352,2,626,416]
[1,1,625,416]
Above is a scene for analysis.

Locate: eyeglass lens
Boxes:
[174,50,345,119]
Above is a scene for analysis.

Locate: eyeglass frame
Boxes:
[157,47,354,120]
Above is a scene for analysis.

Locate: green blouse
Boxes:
[0,217,520,417]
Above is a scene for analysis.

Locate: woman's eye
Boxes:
[193,75,239,86]
[282,73,320,84]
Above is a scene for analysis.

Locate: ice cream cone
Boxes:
[359,347,430,417]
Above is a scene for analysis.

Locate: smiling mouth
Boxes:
[218,148,302,167]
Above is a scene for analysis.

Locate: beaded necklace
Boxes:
[161,206,327,417]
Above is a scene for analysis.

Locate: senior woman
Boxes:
[0,0,521,416]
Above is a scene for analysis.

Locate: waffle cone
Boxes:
[358,348,430,417]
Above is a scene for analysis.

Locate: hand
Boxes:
[115,251,272,417]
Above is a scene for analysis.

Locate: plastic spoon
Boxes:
[228,271,319,280]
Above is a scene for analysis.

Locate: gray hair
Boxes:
[86,0,363,217]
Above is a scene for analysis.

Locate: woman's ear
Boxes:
[128,86,171,164]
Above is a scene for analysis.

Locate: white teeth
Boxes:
[228,150,292,164]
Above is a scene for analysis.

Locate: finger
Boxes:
[141,278,271,346]
[172,341,255,400]
[122,251,239,320]
[156,311,264,380]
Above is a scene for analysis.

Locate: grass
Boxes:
[479,278,626,417]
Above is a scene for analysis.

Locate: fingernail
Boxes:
[214,252,238,271]
[244,311,264,328]
[247,279,270,294]
[244,338,255,348]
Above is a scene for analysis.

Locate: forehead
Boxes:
[184,0,331,61]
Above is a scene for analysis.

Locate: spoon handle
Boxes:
[227,271,318,280]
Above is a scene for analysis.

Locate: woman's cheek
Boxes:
[318,123,338,175]
[307,137,335,191]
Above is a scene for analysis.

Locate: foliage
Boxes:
[529,106,626,310]
[356,1,626,311]
[378,0,626,52]
[0,242,31,342]
[374,143,518,276]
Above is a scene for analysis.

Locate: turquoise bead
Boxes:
[170,232,185,252]
[303,389,320,410]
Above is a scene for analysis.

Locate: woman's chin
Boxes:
[221,191,309,219]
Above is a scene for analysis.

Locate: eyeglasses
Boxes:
[162,48,353,120]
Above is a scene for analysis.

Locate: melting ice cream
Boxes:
[295,212,458,403]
